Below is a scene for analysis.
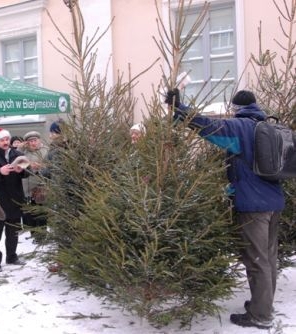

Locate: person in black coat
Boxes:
[0,128,29,270]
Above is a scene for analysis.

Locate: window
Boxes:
[180,2,236,104]
[2,36,38,85]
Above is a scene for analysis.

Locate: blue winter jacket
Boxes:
[176,103,285,212]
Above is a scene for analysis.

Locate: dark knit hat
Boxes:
[50,120,63,134]
[10,136,24,146]
[24,131,41,141]
[232,90,256,106]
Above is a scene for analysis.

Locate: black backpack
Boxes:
[253,116,296,181]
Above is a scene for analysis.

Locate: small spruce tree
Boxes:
[249,0,296,268]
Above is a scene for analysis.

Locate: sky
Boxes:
[1,231,296,334]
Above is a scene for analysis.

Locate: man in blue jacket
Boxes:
[167,89,285,329]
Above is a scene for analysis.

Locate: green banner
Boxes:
[0,76,71,116]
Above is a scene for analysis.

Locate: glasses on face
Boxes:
[12,140,22,147]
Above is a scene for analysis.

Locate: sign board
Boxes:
[0,76,71,116]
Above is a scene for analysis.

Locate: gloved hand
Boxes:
[165,88,180,108]
[173,106,189,123]
[165,88,190,124]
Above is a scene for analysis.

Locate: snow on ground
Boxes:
[1,231,296,334]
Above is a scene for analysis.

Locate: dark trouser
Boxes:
[238,211,280,322]
[23,211,47,229]
[23,199,47,240]
[0,219,22,263]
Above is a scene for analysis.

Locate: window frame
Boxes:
[0,0,46,85]
[2,35,38,84]
[180,1,237,103]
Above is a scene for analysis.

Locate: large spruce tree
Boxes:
[31,0,283,327]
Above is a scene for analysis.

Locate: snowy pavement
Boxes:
[1,231,296,334]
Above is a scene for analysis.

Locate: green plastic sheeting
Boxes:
[0,76,71,116]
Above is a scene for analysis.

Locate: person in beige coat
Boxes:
[21,131,48,242]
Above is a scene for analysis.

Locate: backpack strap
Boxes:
[235,117,260,172]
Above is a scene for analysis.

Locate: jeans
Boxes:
[237,211,280,321]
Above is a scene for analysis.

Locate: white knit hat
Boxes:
[130,123,146,133]
[0,128,11,140]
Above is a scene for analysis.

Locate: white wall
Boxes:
[79,0,113,88]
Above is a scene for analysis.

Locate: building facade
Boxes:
[0,0,293,132]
